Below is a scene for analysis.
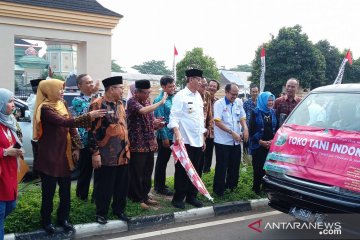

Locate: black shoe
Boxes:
[57,220,75,232]
[186,198,203,208]
[95,215,108,225]
[156,188,173,196]
[42,223,56,234]
[171,200,185,209]
[114,212,130,222]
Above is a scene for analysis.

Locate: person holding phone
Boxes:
[0,88,23,240]
[127,80,167,210]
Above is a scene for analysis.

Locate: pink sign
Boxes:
[265,124,360,193]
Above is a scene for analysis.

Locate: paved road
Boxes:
[84,207,358,240]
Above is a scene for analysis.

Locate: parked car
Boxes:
[263,84,360,223]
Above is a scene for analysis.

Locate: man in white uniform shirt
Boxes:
[213,83,248,197]
[168,68,206,209]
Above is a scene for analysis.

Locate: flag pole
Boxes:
[173,45,178,82]
[333,49,352,85]
[259,46,266,92]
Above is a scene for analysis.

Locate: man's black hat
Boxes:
[30,78,45,88]
[102,76,123,88]
[185,69,203,78]
[135,79,151,89]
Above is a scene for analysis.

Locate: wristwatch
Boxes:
[3,149,8,156]
[227,129,232,134]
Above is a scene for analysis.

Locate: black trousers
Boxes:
[94,165,129,217]
[76,147,93,200]
[172,144,202,202]
[203,138,214,172]
[128,152,154,202]
[213,143,241,195]
[251,147,268,192]
[40,173,71,224]
[154,139,173,191]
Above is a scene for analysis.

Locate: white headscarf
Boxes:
[0,88,22,145]
[0,88,17,132]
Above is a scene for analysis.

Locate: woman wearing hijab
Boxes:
[249,91,277,195]
[0,89,24,240]
[33,79,105,234]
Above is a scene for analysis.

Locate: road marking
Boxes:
[109,210,281,240]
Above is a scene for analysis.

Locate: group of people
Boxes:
[0,70,302,238]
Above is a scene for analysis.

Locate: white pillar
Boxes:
[0,32,15,91]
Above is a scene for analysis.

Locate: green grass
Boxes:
[4,163,265,234]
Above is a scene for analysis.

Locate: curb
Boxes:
[5,198,268,239]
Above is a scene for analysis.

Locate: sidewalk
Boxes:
[5,198,268,240]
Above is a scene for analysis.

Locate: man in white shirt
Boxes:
[168,68,206,209]
[213,83,248,197]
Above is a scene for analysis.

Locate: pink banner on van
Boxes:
[265,124,360,193]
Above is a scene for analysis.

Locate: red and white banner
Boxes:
[260,47,266,92]
[333,49,352,85]
[172,142,213,202]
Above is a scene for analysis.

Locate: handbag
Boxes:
[17,155,29,183]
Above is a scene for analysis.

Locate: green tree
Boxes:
[250,25,326,96]
[132,60,172,75]
[176,47,220,87]
[314,40,341,86]
[111,60,125,73]
[229,64,253,72]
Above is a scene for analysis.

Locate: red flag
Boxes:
[261,47,266,57]
[174,46,178,56]
[345,50,352,65]
[333,49,352,84]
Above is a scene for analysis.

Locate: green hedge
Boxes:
[5,164,264,233]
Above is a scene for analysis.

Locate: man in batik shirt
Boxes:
[89,76,130,224]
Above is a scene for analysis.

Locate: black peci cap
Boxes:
[185,69,203,78]
[102,76,123,88]
[135,79,151,89]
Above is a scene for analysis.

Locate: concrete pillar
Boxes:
[77,42,87,75]
[86,36,112,82]
[0,32,15,91]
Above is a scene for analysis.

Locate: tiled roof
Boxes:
[0,0,122,17]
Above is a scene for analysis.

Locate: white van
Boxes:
[263,84,360,222]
